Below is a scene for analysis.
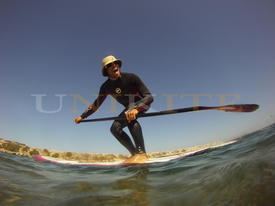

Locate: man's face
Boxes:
[107,63,121,80]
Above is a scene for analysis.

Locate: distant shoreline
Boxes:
[0,138,228,162]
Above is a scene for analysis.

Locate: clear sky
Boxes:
[1,0,275,154]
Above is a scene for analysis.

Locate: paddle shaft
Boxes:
[79,104,259,123]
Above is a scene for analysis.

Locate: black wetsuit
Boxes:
[81,72,154,155]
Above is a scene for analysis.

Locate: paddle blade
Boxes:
[216,104,259,112]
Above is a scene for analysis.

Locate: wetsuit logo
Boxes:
[115,88,121,94]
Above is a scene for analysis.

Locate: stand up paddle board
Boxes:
[33,140,237,166]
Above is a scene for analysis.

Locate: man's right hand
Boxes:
[74,116,83,124]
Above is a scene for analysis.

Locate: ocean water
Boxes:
[1,124,275,206]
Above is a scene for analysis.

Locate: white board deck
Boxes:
[33,140,237,166]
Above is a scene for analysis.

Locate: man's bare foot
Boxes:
[122,153,148,164]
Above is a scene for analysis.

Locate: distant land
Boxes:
[0,138,229,162]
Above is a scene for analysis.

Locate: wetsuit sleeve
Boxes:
[132,74,154,112]
[81,86,107,119]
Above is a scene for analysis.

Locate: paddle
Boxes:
[79,104,259,123]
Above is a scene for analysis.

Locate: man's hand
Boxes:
[125,109,139,123]
[74,116,83,124]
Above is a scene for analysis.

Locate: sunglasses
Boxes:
[105,61,119,69]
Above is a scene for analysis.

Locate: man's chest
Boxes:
[106,81,138,96]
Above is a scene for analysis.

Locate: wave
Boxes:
[1,123,275,205]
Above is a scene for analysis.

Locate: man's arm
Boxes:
[80,94,107,119]
[74,86,107,124]
[133,74,154,111]
[125,74,153,123]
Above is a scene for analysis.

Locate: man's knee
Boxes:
[110,121,122,136]
[128,120,140,130]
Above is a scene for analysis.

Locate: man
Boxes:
[74,55,153,163]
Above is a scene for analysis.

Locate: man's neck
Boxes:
[109,74,121,81]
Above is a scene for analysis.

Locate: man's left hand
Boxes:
[126,109,139,123]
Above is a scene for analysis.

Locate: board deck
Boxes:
[33,140,237,166]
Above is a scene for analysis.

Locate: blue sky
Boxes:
[1,0,275,154]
